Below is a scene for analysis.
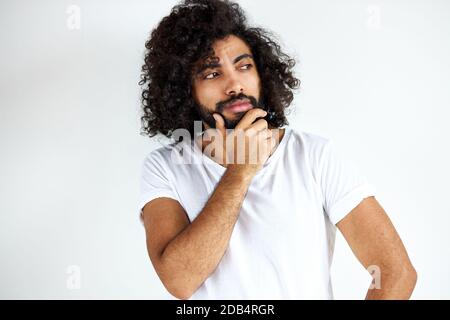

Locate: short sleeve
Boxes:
[317,139,376,225]
[138,150,179,223]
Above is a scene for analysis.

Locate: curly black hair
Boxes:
[139,0,300,139]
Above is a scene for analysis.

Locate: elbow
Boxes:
[173,291,194,300]
[397,260,417,284]
[155,255,197,300]
[161,274,197,300]
[389,262,418,294]
[403,264,418,288]
[165,283,195,300]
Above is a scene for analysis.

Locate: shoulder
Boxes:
[141,141,180,170]
[141,138,196,172]
[287,127,332,155]
[143,145,171,164]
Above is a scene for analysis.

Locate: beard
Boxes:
[194,92,265,130]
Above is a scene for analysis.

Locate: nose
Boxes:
[224,76,244,96]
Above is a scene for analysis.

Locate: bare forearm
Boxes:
[160,165,256,297]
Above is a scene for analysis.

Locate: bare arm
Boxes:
[143,166,255,299]
[336,196,417,299]
[143,109,272,299]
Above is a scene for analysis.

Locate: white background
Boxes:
[1,0,449,299]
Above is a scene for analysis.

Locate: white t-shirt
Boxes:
[138,127,376,299]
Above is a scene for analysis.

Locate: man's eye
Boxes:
[204,72,219,80]
[240,64,253,70]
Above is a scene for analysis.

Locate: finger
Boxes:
[235,108,267,130]
[255,128,272,139]
[203,128,217,141]
[260,130,276,153]
[213,113,226,137]
[268,131,277,150]
[246,118,268,136]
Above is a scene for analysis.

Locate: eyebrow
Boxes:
[195,53,254,76]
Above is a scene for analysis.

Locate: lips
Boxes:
[224,99,253,113]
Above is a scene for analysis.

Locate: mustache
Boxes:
[216,92,260,112]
